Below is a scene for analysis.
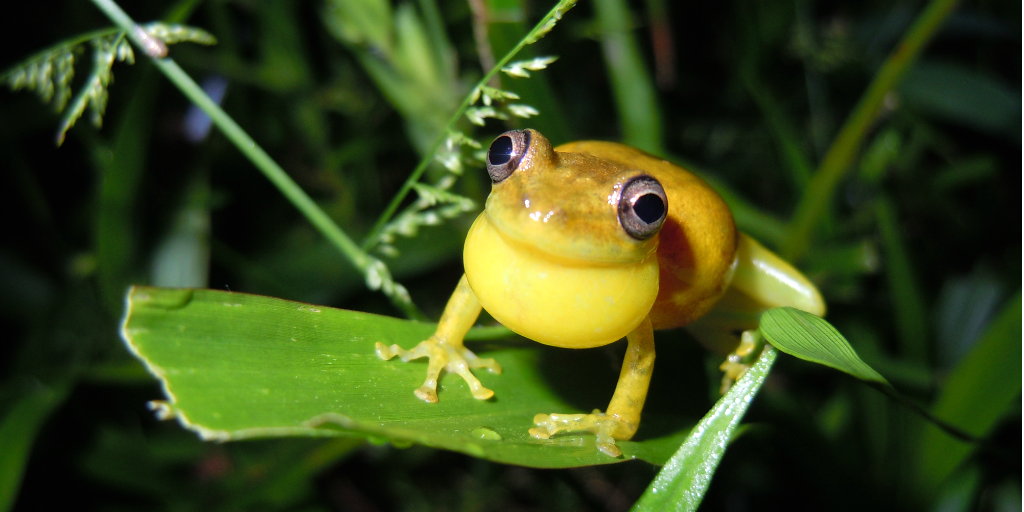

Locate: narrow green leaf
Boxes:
[782,0,961,260]
[120,286,691,468]
[900,60,1021,138]
[0,383,70,512]
[739,69,813,192]
[96,65,159,314]
[759,307,889,385]
[876,195,929,363]
[593,0,663,155]
[915,291,1022,493]
[632,346,777,512]
[149,176,210,288]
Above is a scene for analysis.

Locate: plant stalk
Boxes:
[780,0,960,260]
[90,0,425,320]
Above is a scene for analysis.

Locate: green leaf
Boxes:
[593,0,663,155]
[631,346,777,512]
[760,308,980,445]
[876,195,929,363]
[900,60,1021,138]
[97,65,160,314]
[0,383,70,512]
[120,286,690,468]
[915,291,1022,493]
[759,307,889,386]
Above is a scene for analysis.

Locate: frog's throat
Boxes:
[464,213,659,349]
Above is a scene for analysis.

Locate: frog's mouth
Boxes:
[483,191,661,266]
[484,208,658,267]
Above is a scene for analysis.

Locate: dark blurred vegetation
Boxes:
[0,0,1019,510]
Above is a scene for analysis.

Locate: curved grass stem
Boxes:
[780,0,961,260]
[90,0,425,320]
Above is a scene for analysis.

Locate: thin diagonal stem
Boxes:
[780,0,960,260]
[90,0,425,319]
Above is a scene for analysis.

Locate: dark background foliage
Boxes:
[0,0,1019,510]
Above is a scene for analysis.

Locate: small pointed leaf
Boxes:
[759,307,889,385]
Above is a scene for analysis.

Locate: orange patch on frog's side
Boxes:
[648,212,737,331]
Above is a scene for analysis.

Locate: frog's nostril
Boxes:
[634,194,665,224]
[488,136,514,165]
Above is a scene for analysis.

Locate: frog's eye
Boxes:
[618,175,667,240]
[486,130,530,183]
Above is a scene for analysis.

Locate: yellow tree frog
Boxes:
[377,129,825,457]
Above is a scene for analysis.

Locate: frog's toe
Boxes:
[718,360,746,394]
[596,438,622,457]
[467,355,502,375]
[445,352,495,400]
[528,413,558,439]
[414,385,439,403]
[470,386,494,400]
[529,411,624,457]
[375,342,397,360]
[718,329,764,393]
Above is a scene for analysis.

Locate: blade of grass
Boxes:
[0,383,70,512]
[875,195,929,363]
[760,308,888,385]
[631,346,777,512]
[739,69,814,192]
[593,0,663,155]
[95,64,158,315]
[89,0,425,320]
[227,437,366,509]
[915,291,1022,494]
[781,0,961,260]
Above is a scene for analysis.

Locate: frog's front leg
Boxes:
[530,317,655,457]
[376,275,501,403]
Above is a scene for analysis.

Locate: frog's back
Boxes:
[554,141,738,330]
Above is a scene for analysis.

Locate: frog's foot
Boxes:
[376,336,502,403]
[529,409,630,457]
[718,329,765,394]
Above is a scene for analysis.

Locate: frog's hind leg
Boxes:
[729,233,825,317]
[530,317,655,457]
[376,275,502,403]
[718,329,767,393]
[688,233,825,392]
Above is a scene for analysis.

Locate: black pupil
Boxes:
[488,136,514,165]
[633,194,665,224]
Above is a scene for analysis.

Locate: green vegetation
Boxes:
[1,0,1018,510]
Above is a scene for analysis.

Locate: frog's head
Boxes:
[483,129,666,265]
